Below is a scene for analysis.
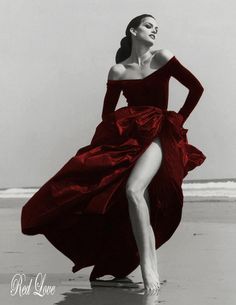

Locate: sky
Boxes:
[0,0,235,187]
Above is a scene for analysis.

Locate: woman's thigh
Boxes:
[126,137,163,194]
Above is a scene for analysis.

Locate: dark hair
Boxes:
[115,14,155,64]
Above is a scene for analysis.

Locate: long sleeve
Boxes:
[101,81,122,120]
[169,57,204,123]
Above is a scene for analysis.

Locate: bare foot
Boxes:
[141,263,160,292]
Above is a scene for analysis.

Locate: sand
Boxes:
[0,197,236,305]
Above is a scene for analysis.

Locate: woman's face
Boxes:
[131,17,159,44]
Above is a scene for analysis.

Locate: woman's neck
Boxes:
[129,44,153,66]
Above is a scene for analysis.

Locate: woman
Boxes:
[21,14,206,293]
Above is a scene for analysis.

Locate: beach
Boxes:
[0,196,236,305]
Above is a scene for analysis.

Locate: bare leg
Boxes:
[144,188,159,282]
[125,137,162,292]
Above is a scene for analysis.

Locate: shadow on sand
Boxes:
[55,280,167,305]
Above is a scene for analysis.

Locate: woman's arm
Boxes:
[101,81,122,120]
[170,56,204,123]
[101,65,123,120]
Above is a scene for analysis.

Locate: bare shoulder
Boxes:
[108,64,126,80]
[153,49,175,65]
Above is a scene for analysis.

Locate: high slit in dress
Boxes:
[21,55,206,281]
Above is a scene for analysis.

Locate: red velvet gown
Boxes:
[21,56,206,281]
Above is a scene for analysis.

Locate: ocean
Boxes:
[0,178,236,202]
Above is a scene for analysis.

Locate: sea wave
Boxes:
[0,180,236,200]
[0,188,38,198]
[183,180,236,198]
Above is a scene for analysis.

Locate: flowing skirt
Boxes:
[21,105,206,280]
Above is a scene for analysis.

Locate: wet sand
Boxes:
[0,197,236,304]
